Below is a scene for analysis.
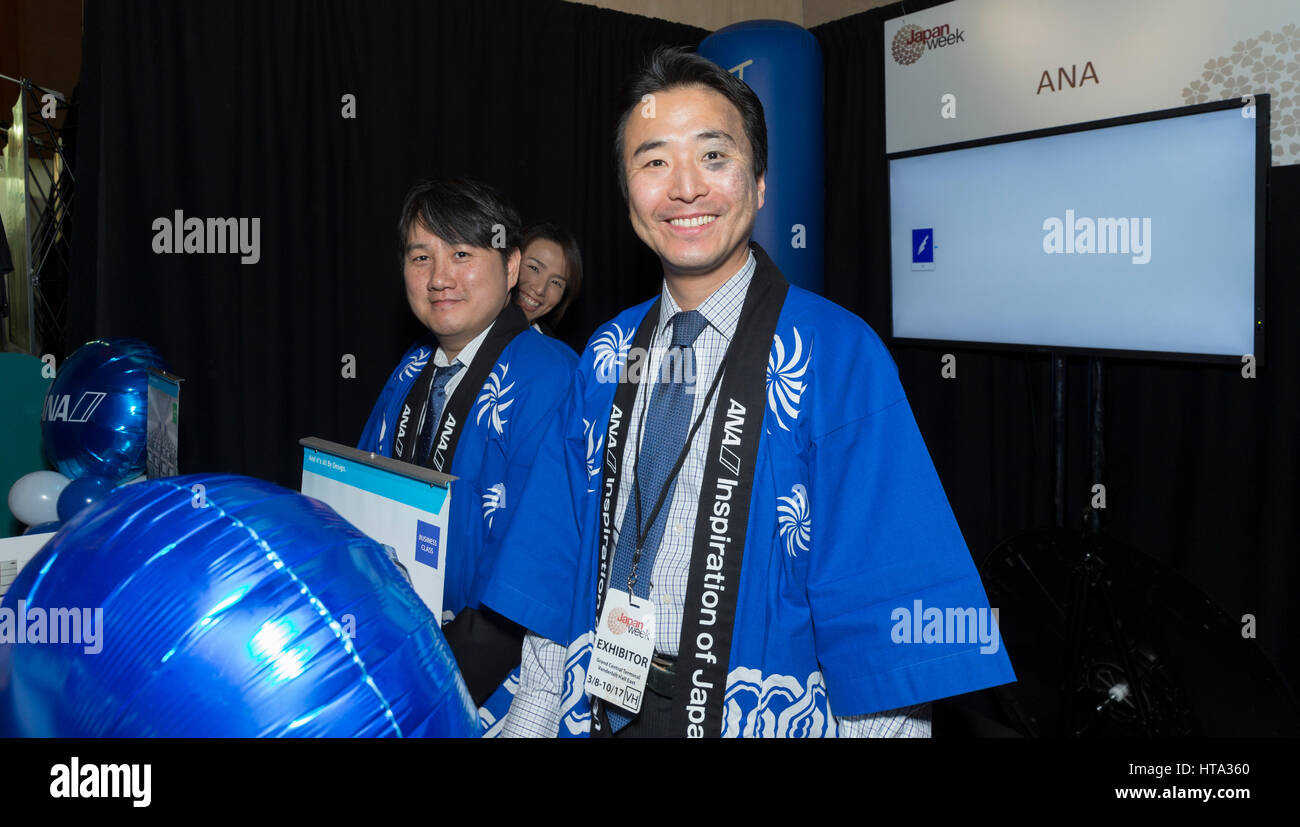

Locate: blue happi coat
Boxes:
[358,327,576,734]
[483,278,1016,737]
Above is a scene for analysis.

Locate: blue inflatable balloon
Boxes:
[41,338,170,484]
[22,521,61,536]
[56,475,116,521]
[0,474,479,737]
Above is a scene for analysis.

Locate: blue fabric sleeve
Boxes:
[808,395,1016,716]
[480,368,591,643]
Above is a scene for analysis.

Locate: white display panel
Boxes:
[889,104,1262,360]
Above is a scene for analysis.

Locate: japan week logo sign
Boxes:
[891,22,967,66]
[892,24,926,65]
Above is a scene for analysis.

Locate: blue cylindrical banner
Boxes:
[700,20,825,294]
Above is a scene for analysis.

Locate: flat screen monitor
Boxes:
[887,97,1268,364]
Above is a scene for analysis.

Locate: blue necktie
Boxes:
[606,309,707,732]
[414,361,464,466]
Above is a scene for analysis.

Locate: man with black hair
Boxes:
[485,48,1014,737]
[359,178,576,732]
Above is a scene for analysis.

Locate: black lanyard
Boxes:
[625,336,734,595]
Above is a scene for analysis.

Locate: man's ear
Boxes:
[756,172,766,211]
[506,247,521,291]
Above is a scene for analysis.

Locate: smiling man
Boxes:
[485,48,1014,738]
[358,179,576,730]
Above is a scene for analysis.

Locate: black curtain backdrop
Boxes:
[71,0,701,488]
[70,0,1300,700]
[813,5,1300,703]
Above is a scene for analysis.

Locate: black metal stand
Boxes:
[1,73,76,359]
[1051,352,1106,534]
[1045,355,1160,735]
[1051,355,1066,528]
[1086,356,1104,536]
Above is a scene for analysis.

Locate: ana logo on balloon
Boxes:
[42,392,107,423]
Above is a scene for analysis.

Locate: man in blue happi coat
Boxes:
[358,179,576,732]
[483,48,1015,737]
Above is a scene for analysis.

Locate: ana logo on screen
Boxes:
[1042,210,1151,265]
[911,228,935,271]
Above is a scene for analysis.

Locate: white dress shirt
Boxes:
[428,319,495,419]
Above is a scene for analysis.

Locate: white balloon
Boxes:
[8,470,72,527]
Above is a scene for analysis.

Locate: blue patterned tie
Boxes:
[414,361,464,465]
[605,309,707,732]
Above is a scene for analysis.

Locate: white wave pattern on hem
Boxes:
[722,667,839,738]
[478,668,521,739]
[560,633,594,736]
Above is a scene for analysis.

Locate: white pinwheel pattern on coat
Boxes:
[400,347,431,381]
[382,347,431,451]
[592,324,634,381]
[482,482,506,529]
[777,483,811,558]
[475,362,516,436]
[767,328,809,432]
[583,418,604,492]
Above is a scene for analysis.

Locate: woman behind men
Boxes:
[514,222,583,336]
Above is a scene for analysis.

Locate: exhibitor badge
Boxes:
[587,588,655,714]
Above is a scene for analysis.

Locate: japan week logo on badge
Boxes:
[607,607,651,640]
